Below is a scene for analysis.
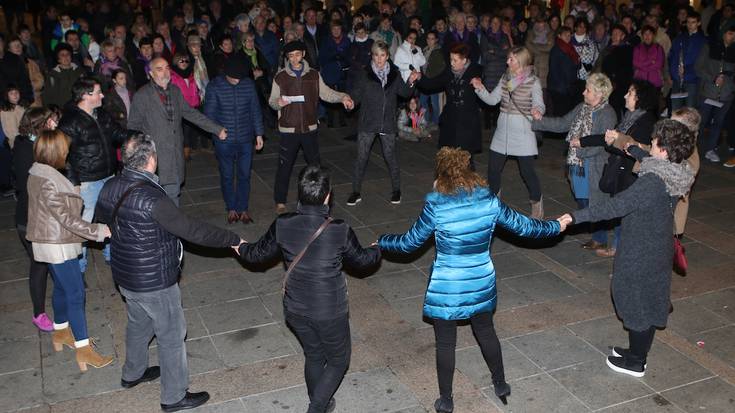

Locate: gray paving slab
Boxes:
[0,257,30,282]
[211,324,295,368]
[549,360,653,410]
[667,298,731,339]
[42,357,124,403]
[197,297,273,335]
[0,309,41,341]
[492,252,546,279]
[509,327,601,371]
[482,373,589,413]
[597,395,686,412]
[456,341,541,386]
[388,295,428,329]
[190,399,246,412]
[0,369,44,412]
[0,338,40,374]
[181,273,256,308]
[0,279,32,308]
[151,336,224,375]
[662,377,735,413]
[366,269,428,301]
[566,316,630,355]
[640,342,714,392]
[690,288,735,322]
[692,325,735,369]
[502,271,582,304]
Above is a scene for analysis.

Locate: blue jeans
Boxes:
[79,176,112,272]
[419,93,441,124]
[698,98,733,153]
[670,82,698,112]
[214,142,253,212]
[49,258,88,341]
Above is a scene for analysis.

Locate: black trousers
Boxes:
[629,326,656,362]
[487,150,542,201]
[274,131,320,203]
[17,227,50,317]
[286,311,351,413]
[433,312,504,398]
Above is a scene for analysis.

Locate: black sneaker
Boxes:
[161,391,210,412]
[611,347,647,368]
[606,355,645,377]
[390,191,401,204]
[346,192,362,206]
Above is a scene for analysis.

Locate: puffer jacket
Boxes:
[480,31,510,90]
[26,163,106,244]
[58,105,130,185]
[203,75,264,144]
[379,186,560,320]
[239,203,381,320]
[350,62,415,135]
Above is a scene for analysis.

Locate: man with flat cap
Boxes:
[204,57,265,224]
[268,40,355,214]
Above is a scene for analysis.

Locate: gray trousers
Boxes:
[352,132,400,193]
[120,284,188,405]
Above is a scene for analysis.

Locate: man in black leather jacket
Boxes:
[238,166,380,413]
[58,76,130,273]
[96,134,243,413]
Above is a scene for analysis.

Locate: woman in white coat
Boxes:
[393,29,426,82]
[471,46,546,218]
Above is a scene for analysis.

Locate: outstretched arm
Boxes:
[496,201,560,238]
[378,201,436,253]
[238,220,281,264]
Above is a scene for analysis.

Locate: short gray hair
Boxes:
[123,133,157,171]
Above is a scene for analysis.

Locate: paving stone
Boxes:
[641,342,713,392]
[566,316,628,355]
[509,327,601,371]
[366,269,428,301]
[482,373,589,413]
[0,368,43,411]
[190,399,246,412]
[0,338,40,374]
[540,240,607,267]
[682,242,734,269]
[151,336,224,376]
[492,252,545,279]
[0,279,32,307]
[197,298,273,335]
[662,377,735,413]
[496,280,532,310]
[690,288,735,322]
[184,308,209,341]
[456,341,541,387]
[389,296,429,329]
[42,357,124,403]
[0,257,30,282]
[597,394,686,412]
[502,271,582,304]
[566,260,614,291]
[667,298,731,338]
[0,309,40,341]
[181,252,242,277]
[211,324,295,368]
[182,274,256,308]
[549,360,653,410]
[693,325,735,369]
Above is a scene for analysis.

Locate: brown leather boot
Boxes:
[75,343,114,372]
[52,327,75,352]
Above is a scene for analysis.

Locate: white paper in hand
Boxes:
[283,95,306,103]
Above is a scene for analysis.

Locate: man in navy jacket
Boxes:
[204,58,264,224]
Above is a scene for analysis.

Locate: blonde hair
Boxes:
[508,46,532,69]
[671,107,701,136]
[435,147,488,194]
[586,73,613,101]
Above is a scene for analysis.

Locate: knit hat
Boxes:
[283,40,306,55]
[224,57,249,79]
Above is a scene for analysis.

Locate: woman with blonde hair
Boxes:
[378,147,570,413]
[532,72,617,250]
[25,129,113,371]
[471,46,546,218]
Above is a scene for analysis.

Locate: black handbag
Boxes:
[598,154,626,194]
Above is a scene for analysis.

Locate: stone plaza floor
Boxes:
[1,125,734,413]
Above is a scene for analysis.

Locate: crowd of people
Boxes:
[0,0,723,412]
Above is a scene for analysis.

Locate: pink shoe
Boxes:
[32,313,54,332]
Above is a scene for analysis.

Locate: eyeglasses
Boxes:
[178,59,190,63]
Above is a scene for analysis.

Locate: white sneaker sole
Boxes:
[606,357,645,377]
[390,200,401,205]
[346,198,362,206]
[611,348,647,368]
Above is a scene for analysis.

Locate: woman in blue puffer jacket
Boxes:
[378,147,569,413]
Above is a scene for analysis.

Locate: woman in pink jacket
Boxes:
[633,26,665,88]
[169,51,201,160]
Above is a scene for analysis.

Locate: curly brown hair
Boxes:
[652,119,695,164]
[434,147,488,194]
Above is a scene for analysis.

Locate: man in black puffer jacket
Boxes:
[96,134,243,413]
[238,165,380,413]
[58,76,131,273]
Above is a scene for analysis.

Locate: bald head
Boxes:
[150,57,171,88]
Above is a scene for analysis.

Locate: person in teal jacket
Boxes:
[378,147,571,413]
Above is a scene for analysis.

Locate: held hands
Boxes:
[531,108,543,121]
[569,137,581,148]
[232,239,247,255]
[470,77,485,91]
[218,128,228,140]
[556,214,573,232]
[101,225,112,239]
[255,136,264,150]
[408,70,422,85]
[342,95,355,110]
[604,129,619,145]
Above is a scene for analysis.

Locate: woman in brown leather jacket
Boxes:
[25,129,114,372]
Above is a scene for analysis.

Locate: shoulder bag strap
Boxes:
[111,181,148,233]
[282,217,334,295]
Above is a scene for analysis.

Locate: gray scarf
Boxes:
[617,109,645,134]
[371,61,390,87]
[639,157,695,197]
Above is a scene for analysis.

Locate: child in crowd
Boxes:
[397,96,435,142]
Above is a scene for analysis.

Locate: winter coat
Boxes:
[600,44,634,114]
[239,203,381,321]
[379,186,560,320]
[128,82,223,186]
[57,105,130,185]
[350,62,415,135]
[254,30,280,68]
[204,76,264,144]
[12,135,34,227]
[170,71,201,108]
[525,28,554,88]
[418,63,484,152]
[393,41,426,82]
[43,64,84,107]
[318,35,351,87]
[572,149,694,331]
[476,70,545,156]
[0,51,34,104]
[423,45,446,79]
[548,44,580,95]
[633,42,665,88]
[669,31,707,84]
[96,168,240,293]
[532,102,618,206]
[696,42,735,102]
[349,38,373,73]
[444,29,480,63]
[103,86,131,128]
[480,31,510,90]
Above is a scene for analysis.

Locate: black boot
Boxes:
[493,380,511,405]
[433,395,453,413]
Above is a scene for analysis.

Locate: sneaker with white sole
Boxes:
[606,355,645,377]
[704,150,721,163]
[724,156,735,168]
[390,191,401,204]
[611,347,647,368]
[346,192,362,206]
